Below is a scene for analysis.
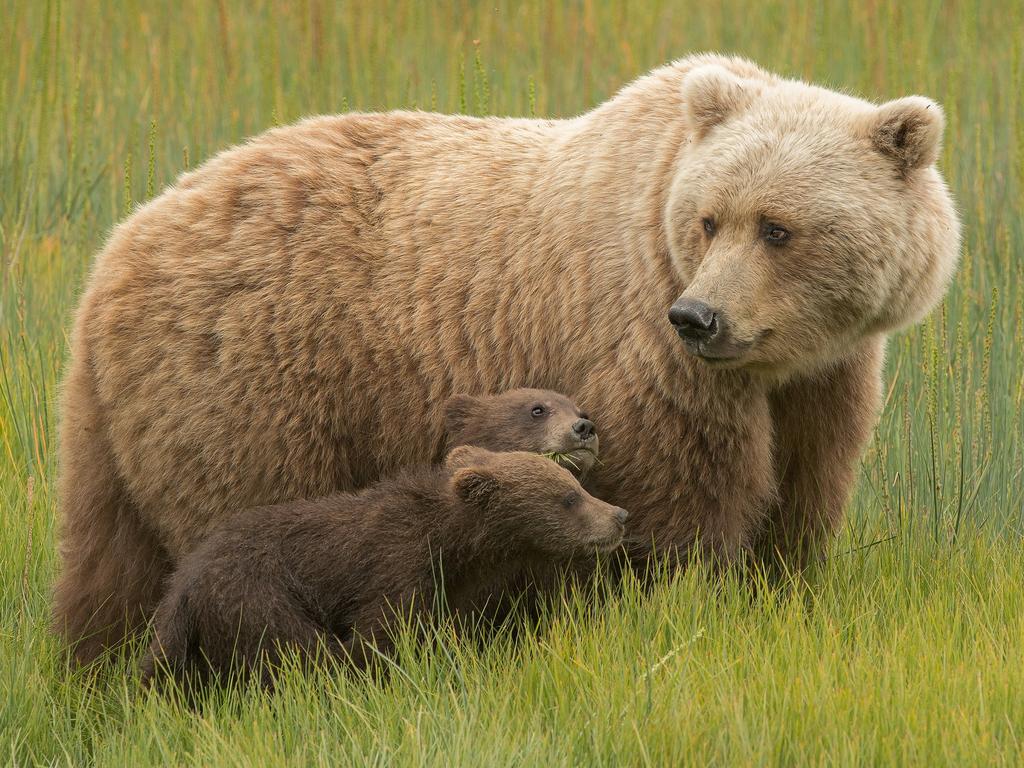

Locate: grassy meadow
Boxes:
[2,0,1023,764]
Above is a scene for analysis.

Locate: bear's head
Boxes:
[444,389,599,480]
[665,63,960,377]
[445,446,626,554]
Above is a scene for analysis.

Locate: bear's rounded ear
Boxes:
[866,96,944,174]
[445,444,496,470]
[682,65,755,138]
[451,466,500,507]
[444,394,480,439]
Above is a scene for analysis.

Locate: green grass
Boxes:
[2,0,1022,764]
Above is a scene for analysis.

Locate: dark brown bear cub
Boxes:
[140,446,626,688]
[444,388,599,483]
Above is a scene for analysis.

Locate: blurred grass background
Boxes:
[1,0,1022,764]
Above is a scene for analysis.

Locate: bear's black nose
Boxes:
[613,507,629,525]
[668,298,719,341]
[572,418,595,440]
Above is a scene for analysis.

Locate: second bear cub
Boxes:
[445,388,599,482]
[141,445,626,688]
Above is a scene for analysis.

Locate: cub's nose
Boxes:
[613,507,629,525]
[668,298,719,341]
[572,418,596,440]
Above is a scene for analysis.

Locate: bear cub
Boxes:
[444,388,599,483]
[141,392,623,689]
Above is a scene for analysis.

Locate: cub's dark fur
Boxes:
[141,446,626,688]
[444,388,598,483]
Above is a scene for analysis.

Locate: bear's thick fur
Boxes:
[140,446,626,688]
[55,53,959,662]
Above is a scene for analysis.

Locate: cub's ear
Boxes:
[866,96,944,174]
[444,394,479,440]
[451,466,500,507]
[445,444,496,470]
[682,65,756,138]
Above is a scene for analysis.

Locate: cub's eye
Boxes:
[701,217,716,235]
[562,492,580,509]
[531,405,546,418]
[765,225,790,245]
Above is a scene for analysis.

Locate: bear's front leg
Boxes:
[759,336,886,571]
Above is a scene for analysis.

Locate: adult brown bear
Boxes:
[54,54,960,662]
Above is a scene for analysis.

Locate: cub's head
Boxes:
[445,446,626,555]
[665,62,960,377]
[445,389,598,480]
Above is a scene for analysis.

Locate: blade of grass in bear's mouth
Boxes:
[541,451,578,468]
[540,450,601,470]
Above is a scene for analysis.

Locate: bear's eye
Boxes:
[562,492,580,509]
[531,405,546,418]
[701,217,716,235]
[764,225,790,245]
